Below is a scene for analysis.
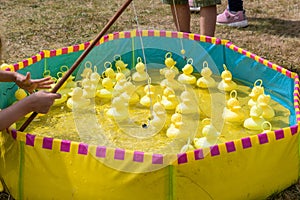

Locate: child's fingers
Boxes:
[25,72,31,81]
[31,76,54,84]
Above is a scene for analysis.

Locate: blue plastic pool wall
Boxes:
[0,51,82,109]
[0,35,296,125]
[223,47,296,125]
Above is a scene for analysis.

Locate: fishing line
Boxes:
[131,0,154,120]
[172,0,185,56]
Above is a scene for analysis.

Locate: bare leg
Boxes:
[200,5,217,36]
[170,4,191,33]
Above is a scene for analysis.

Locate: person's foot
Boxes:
[189,0,200,12]
[216,8,248,27]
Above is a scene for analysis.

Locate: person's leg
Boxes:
[228,0,244,12]
[162,0,191,32]
[170,2,217,36]
[197,0,221,36]
[170,4,191,32]
[199,5,217,36]
[162,0,220,35]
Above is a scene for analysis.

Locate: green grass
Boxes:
[0,0,300,199]
[1,0,299,72]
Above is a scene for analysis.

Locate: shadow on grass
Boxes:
[245,17,300,38]
[266,181,300,200]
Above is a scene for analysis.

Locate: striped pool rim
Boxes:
[4,123,297,165]
[5,29,299,165]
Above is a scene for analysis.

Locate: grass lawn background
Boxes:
[0,0,299,199]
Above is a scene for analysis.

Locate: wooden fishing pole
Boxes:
[19,0,133,132]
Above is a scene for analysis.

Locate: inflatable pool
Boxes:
[0,30,299,200]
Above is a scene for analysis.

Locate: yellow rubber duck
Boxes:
[166,112,184,138]
[149,100,166,130]
[248,79,264,107]
[81,61,93,79]
[52,66,75,96]
[53,86,73,106]
[160,52,179,76]
[196,61,216,88]
[160,68,182,91]
[15,88,28,101]
[217,64,237,92]
[257,94,275,119]
[115,67,126,81]
[90,74,102,90]
[140,84,156,107]
[80,74,92,88]
[114,55,130,77]
[64,76,76,89]
[243,104,266,131]
[180,138,195,153]
[53,84,73,98]
[193,119,220,149]
[83,85,97,99]
[79,75,97,99]
[56,66,76,89]
[96,77,114,99]
[222,90,245,124]
[113,79,127,97]
[24,112,45,119]
[90,66,102,89]
[52,83,72,104]
[42,68,57,83]
[102,61,117,84]
[113,68,127,96]
[161,87,178,111]
[53,93,68,106]
[132,57,149,82]
[261,121,273,133]
[175,90,199,115]
[177,58,196,85]
[119,80,140,105]
[67,87,90,110]
[106,95,129,121]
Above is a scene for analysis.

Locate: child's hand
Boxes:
[15,72,54,93]
[28,91,61,114]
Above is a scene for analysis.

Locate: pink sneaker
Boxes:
[217,8,248,27]
[189,0,200,12]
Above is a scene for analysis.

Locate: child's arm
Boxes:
[0,70,54,93]
[0,70,17,82]
[0,91,61,131]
